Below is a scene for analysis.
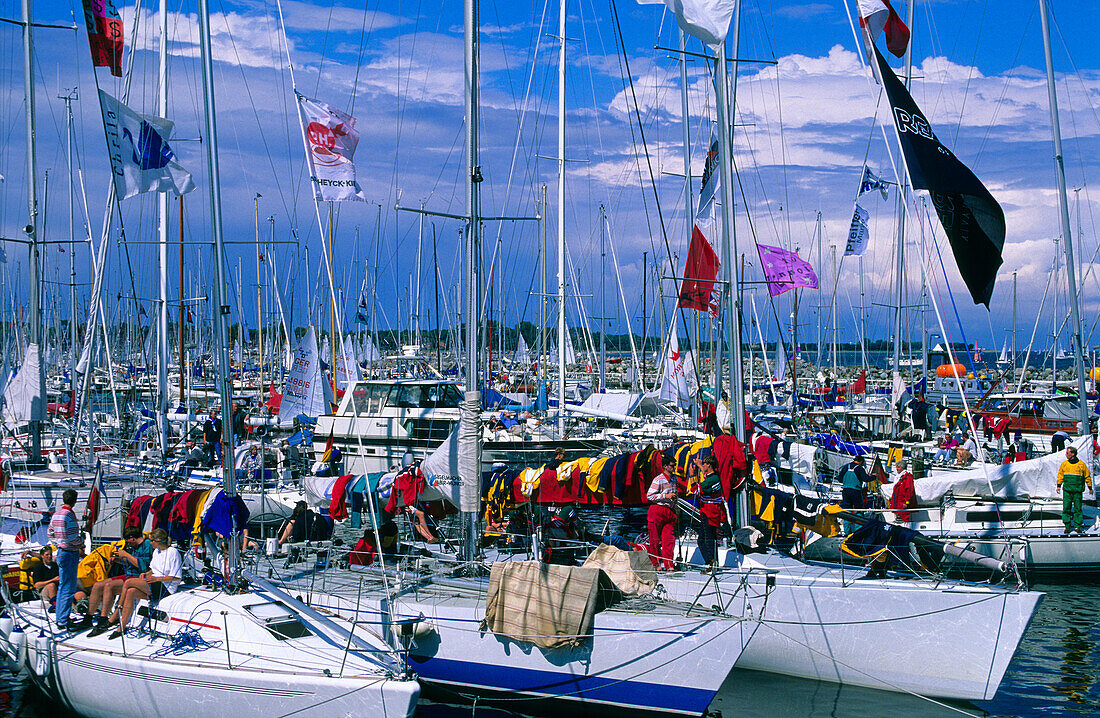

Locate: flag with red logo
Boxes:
[659,320,698,409]
[297,94,366,202]
[82,462,105,533]
[857,0,910,58]
[678,224,721,316]
[81,0,124,76]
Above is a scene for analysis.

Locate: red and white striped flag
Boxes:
[858,0,910,58]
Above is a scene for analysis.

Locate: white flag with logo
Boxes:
[845,204,870,256]
[659,320,697,409]
[99,90,195,200]
[297,94,366,202]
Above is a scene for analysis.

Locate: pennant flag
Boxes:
[81,0,124,76]
[873,46,1005,307]
[99,91,195,200]
[297,94,367,202]
[355,290,370,323]
[636,0,736,47]
[659,319,698,408]
[858,0,910,58]
[678,224,721,316]
[859,166,890,200]
[757,245,818,297]
[845,205,870,256]
[697,133,721,216]
[82,462,105,533]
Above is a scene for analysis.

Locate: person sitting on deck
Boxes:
[104,528,182,640]
[30,546,59,602]
[79,527,154,635]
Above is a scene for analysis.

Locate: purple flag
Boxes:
[757,244,818,297]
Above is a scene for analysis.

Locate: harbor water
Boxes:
[4,582,1096,717]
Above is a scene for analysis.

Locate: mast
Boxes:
[462,0,483,560]
[556,0,567,431]
[831,243,837,378]
[1039,0,1089,431]
[61,90,77,435]
[255,193,263,409]
[714,3,744,444]
[157,0,170,456]
[891,0,917,379]
[599,203,606,391]
[197,0,239,573]
[178,195,186,430]
[416,202,424,349]
[679,27,697,415]
[22,0,44,464]
[1012,271,1017,377]
[539,184,547,393]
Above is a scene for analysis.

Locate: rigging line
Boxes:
[216,0,294,230]
[972,6,1034,165]
[609,0,702,389]
[950,0,991,148]
[346,0,377,117]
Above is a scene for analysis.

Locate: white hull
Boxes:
[5,588,419,718]
[291,572,744,716]
[660,549,1042,701]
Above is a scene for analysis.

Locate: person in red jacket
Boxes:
[888,460,917,522]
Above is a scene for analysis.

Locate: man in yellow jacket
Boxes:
[1056,445,1094,535]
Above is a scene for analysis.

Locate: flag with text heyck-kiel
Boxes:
[758,245,818,297]
[99,91,195,200]
[298,94,366,202]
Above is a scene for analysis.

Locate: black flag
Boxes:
[873,46,1005,307]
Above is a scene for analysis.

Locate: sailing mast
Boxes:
[157,0,171,456]
[714,3,745,445]
[22,0,45,464]
[890,0,916,382]
[1038,0,1089,431]
[556,0,567,431]
[196,0,239,574]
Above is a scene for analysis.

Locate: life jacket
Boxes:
[77,540,125,590]
[17,554,42,592]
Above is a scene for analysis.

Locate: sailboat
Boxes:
[2,1,419,715]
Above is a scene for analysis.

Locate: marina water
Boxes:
[3,582,1096,717]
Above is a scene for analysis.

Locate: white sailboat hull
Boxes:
[661,550,1042,701]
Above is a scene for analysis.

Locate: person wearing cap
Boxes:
[840,454,871,534]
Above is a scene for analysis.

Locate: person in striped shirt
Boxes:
[47,489,82,630]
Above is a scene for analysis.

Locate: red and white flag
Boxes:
[297,94,367,202]
[858,0,910,58]
[659,320,698,409]
[82,462,105,534]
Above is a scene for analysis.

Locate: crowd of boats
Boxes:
[0,0,1095,715]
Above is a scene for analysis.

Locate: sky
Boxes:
[0,0,1098,361]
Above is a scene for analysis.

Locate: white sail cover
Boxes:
[2,343,45,424]
[884,435,1095,502]
[458,391,482,513]
[279,326,327,421]
[659,321,697,408]
[513,333,531,364]
[420,426,462,508]
[335,335,361,390]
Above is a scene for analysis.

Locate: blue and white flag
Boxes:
[858,166,890,200]
[355,291,369,323]
[845,205,871,256]
[99,90,195,200]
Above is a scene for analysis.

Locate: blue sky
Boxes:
[0,0,1098,361]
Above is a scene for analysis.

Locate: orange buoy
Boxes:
[936,363,966,378]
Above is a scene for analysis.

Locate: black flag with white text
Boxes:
[873,45,1005,307]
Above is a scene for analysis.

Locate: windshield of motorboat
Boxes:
[349,382,461,413]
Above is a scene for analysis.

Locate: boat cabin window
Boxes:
[243,601,313,640]
[350,384,391,414]
[388,383,461,409]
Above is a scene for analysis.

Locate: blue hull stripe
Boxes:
[411,655,714,715]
